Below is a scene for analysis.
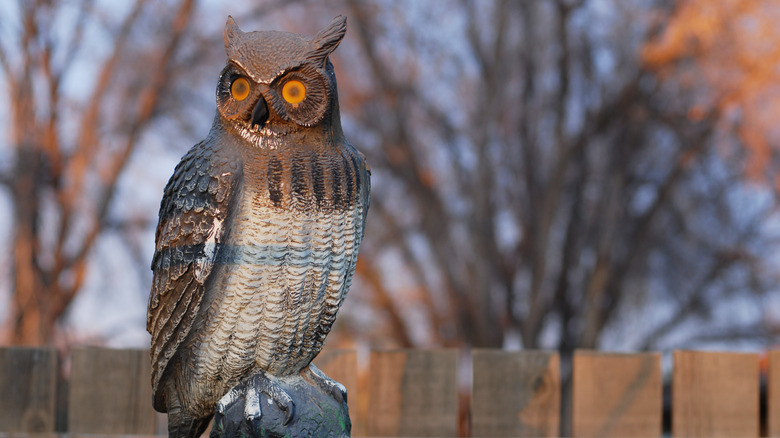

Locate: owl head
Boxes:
[216,16,347,140]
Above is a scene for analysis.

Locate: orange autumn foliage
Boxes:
[643,0,780,183]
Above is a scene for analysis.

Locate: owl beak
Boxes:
[251,96,269,130]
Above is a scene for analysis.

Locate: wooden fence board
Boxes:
[0,348,58,432]
[672,350,759,438]
[766,350,780,437]
[471,349,559,437]
[572,350,662,437]
[1,346,772,436]
[67,348,155,434]
[367,349,457,437]
[314,349,359,434]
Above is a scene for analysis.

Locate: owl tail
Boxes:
[166,412,211,438]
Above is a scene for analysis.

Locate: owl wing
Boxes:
[146,140,242,410]
[356,149,371,222]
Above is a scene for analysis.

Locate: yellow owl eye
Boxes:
[282,80,306,104]
[231,77,250,101]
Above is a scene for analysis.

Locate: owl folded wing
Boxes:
[146,142,242,409]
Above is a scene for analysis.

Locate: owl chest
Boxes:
[224,164,338,299]
[225,185,334,301]
[198,169,353,376]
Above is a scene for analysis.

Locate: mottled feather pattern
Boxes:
[147,138,242,410]
[148,129,367,417]
[177,138,368,415]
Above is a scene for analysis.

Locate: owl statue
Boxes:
[146,16,369,437]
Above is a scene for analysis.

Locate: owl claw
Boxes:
[247,372,295,425]
[213,371,295,430]
[302,363,348,406]
[243,384,262,423]
[216,386,241,415]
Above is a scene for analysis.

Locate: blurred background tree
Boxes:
[0,0,196,344]
[331,0,780,353]
[0,0,778,358]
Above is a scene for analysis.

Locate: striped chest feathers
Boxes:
[201,146,366,374]
[241,145,366,216]
[214,143,367,303]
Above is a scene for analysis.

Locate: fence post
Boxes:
[367,349,458,436]
[67,347,156,434]
[672,350,759,438]
[472,349,560,437]
[572,350,662,437]
[770,351,780,437]
[0,347,58,432]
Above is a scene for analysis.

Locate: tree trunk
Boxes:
[7,68,52,345]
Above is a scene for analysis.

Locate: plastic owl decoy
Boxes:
[146,16,369,437]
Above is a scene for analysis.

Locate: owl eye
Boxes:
[231,77,250,101]
[282,80,306,104]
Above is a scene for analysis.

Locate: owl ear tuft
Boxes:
[308,15,347,67]
[224,16,244,52]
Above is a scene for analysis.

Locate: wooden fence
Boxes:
[0,347,777,437]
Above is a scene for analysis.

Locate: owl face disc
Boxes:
[216,17,347,140]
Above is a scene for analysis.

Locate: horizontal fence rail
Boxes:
[0,347,777,437]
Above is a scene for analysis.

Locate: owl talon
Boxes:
[214,371,295,429]
[249,371,295,425]
[217,386,241,415]
[243,384,262,422]
[303,363,348,405]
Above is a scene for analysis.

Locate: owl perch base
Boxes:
[209,371,350,438]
